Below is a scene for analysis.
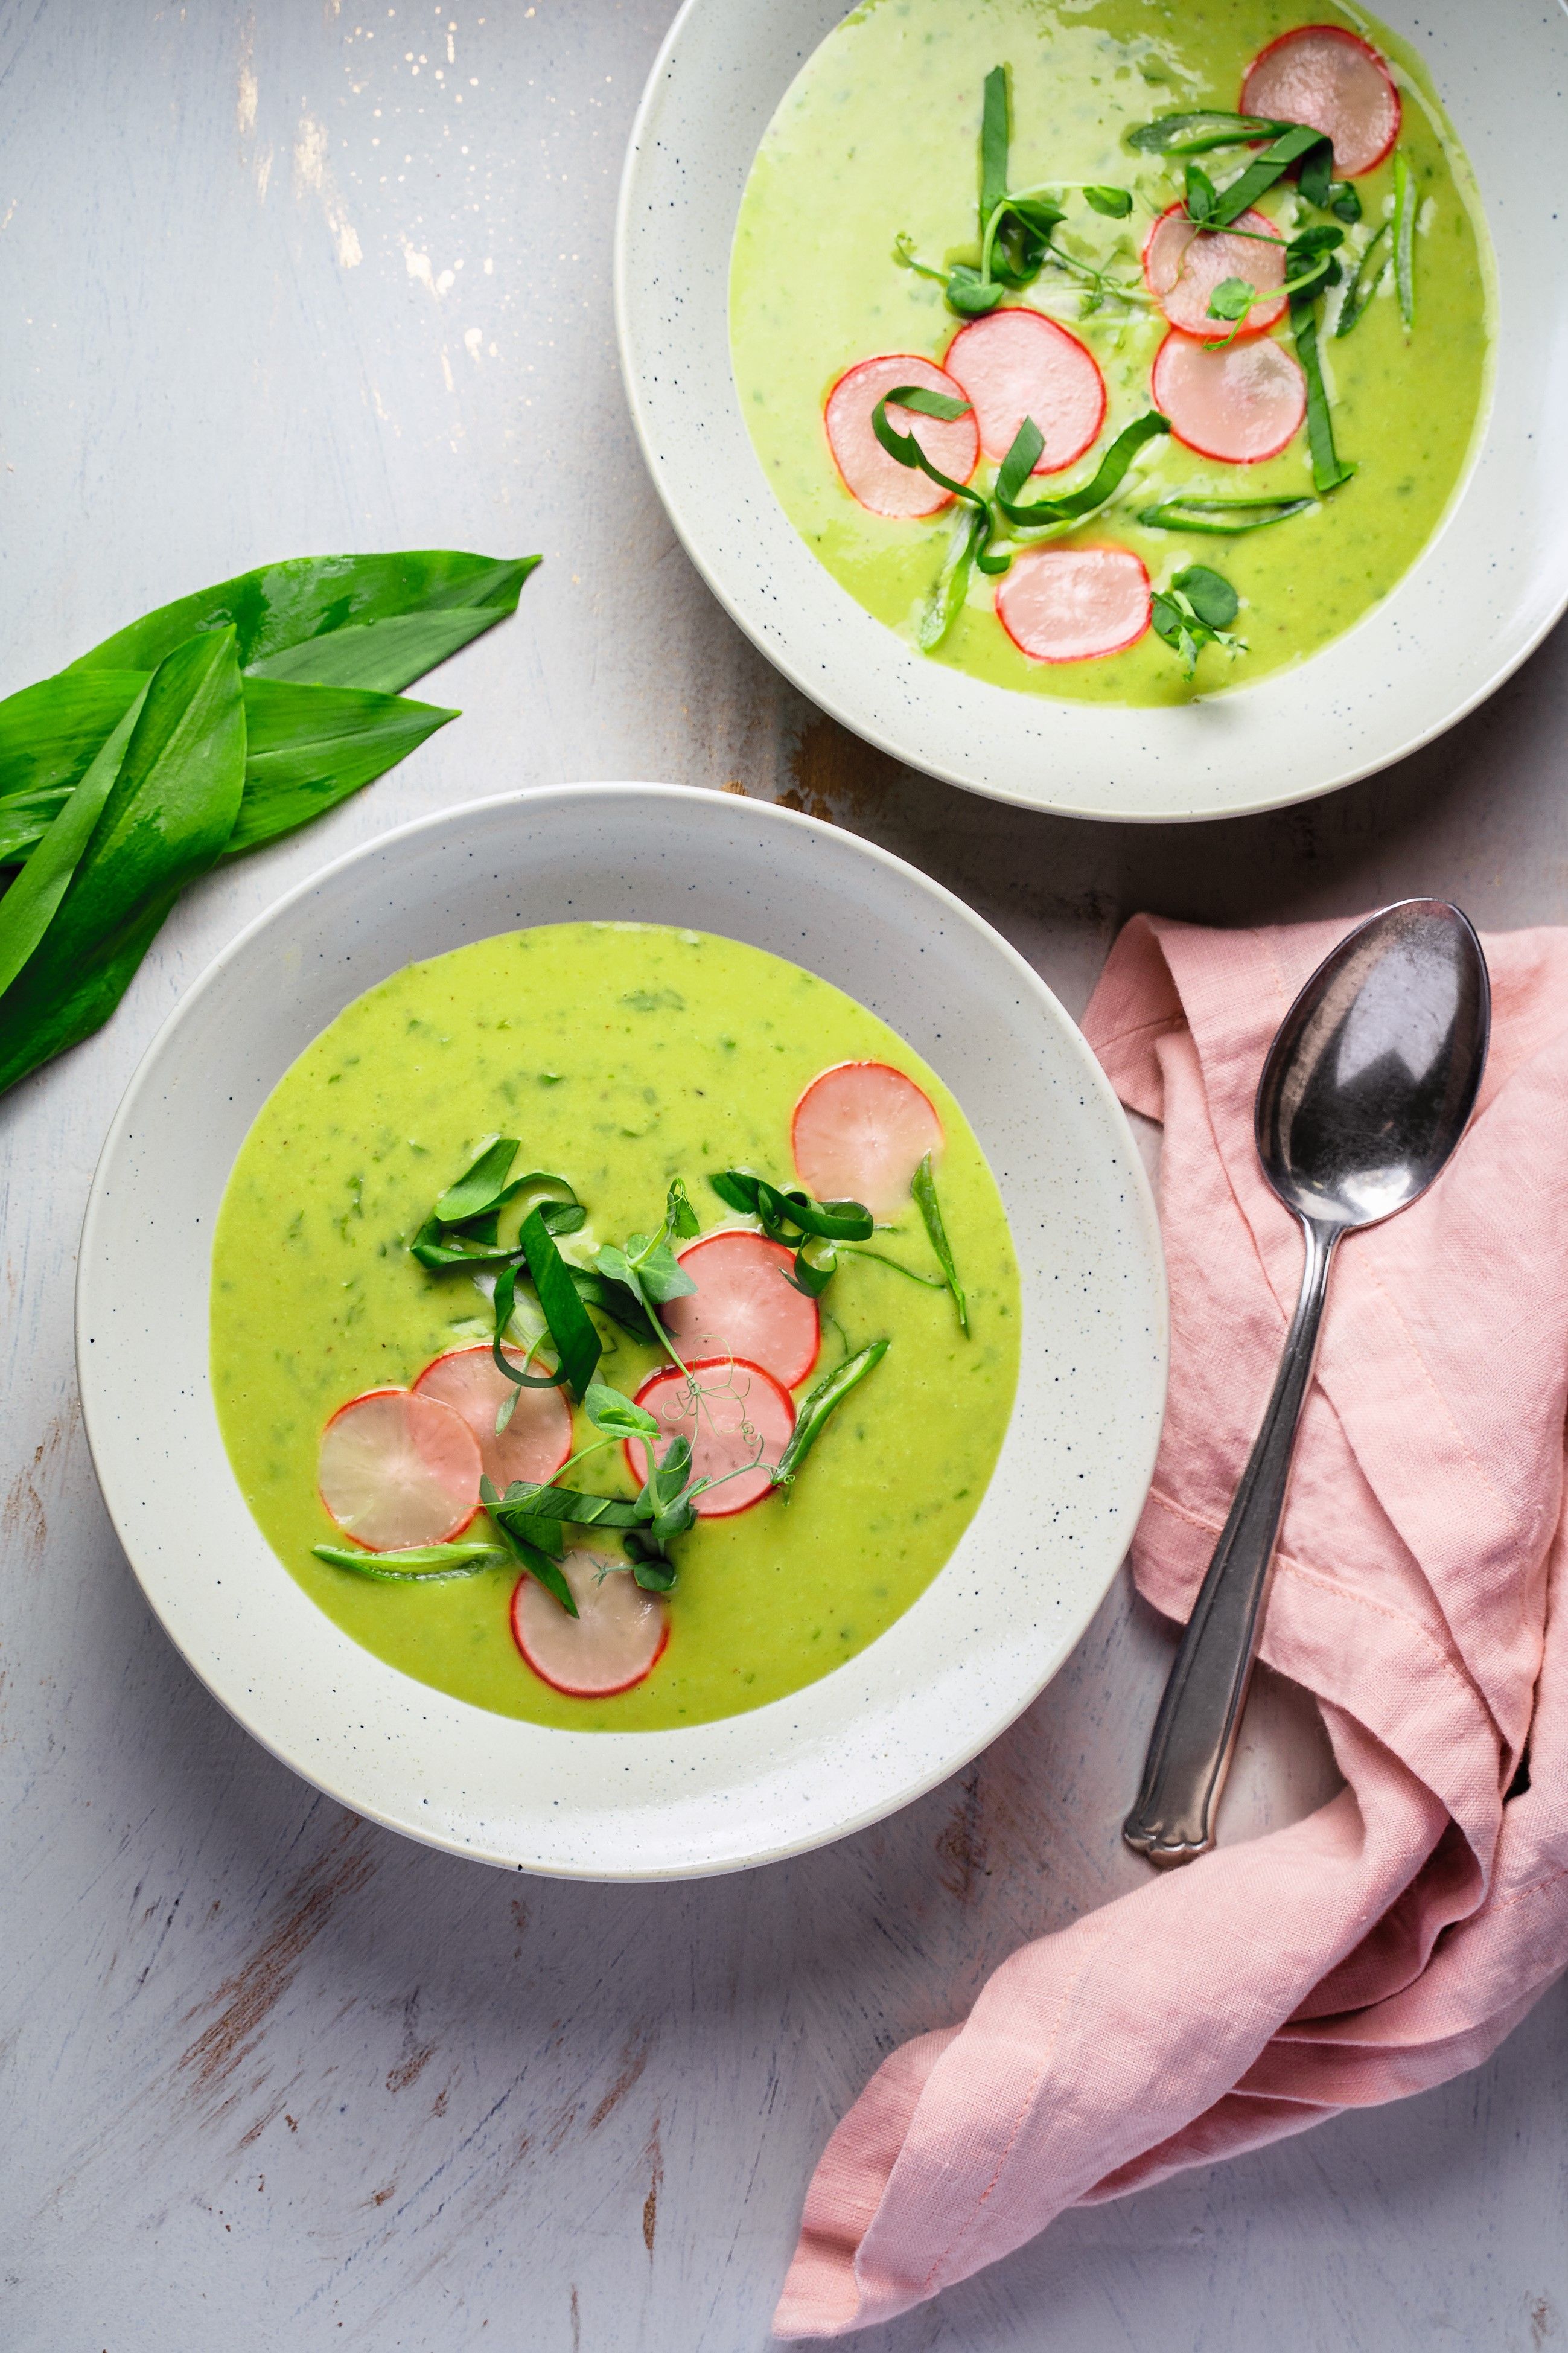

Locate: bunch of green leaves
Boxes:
[709,1167,873,1298]
[0,550,537,1097]
[1151,566,1245,680]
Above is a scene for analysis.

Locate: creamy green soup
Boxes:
[730,0,1493,704]
[211,924,1021,1732]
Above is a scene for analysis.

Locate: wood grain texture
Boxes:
[1,2,1565,2346]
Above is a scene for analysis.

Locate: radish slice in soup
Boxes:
[824,354,979,519]
[510,1548,669,1698]
[995,544,1152,665]
[1143,204,1287,339]
[319,1388,482,1551]
[412,1345,572,1491]
[628,1358,794,1517]
[792,1060,944,1218]
[1241,25,1400,179]
[1152,330,1306,464]
[660,1231,820,1391]
[943,309,1106,473]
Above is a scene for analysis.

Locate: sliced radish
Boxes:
[995,544,1152,665]
[660,1231,820,1391]
[792,1060,945,1218]
[1143,203,1287,339]
[1151,330,1307,464]
[943,309,1106,475]
[510,1547,669,1698]
[412,1345,572,1492]
[318,1388,482,1551]
[823,354,980,519]
[1241,25,1400,179]
[626,1358,794,1518]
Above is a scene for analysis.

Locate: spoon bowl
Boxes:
[1258,900,1491,1232]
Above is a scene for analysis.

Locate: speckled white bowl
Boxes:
[77,786,1165,1880]
[615,0,1568,822]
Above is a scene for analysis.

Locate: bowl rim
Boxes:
[614,0,1567,825]
[75,782,1168,1877]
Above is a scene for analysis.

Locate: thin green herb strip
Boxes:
[1128,110,1295,156]
[1137,495,1315,535]
[1336,221,1392,339]
[311,1541,508,1582]
[1393,151,1417,330]
[911,1155,968,1334]
[772,1339,891,1487]
[993,411,1171,529]
[1290,288,1356,496]
[518,1205,602,1400]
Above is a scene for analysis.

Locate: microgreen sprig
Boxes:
[1151,565,1245,680]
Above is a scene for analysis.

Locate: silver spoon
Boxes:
[1123,899,1490,1867]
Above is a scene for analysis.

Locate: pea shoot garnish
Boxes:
[1152,566,1245,680]
[771,1341,890,1489]
[1392,151,1417,331]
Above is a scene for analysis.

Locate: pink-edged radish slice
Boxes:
[1142,203,1287,340]
[792,1060,944,1219]
[510,1547,669,1699]
[1241,25,1400,179]
[660,1231,820,1391]
[412,1345,572,1492]
[1151,330,1306,464]
[318,1387,482,1551]
[824,354,980,519]
[995,544,1152,665]
[943,308,1105,474]
[626,1358,794,1518]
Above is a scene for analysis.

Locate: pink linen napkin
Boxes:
[774,912,1568,2340]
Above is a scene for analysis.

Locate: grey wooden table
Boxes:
[3,4,1566,2346]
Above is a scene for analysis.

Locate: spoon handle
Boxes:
[1124,1215,1337,1866]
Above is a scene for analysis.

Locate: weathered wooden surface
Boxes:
[2,2,1566,2346]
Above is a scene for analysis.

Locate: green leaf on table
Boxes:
[223,677,455,855]
[0,686,147,999]
[69,550,540,688]
[0,669,147,817]
[0,629,246,1098]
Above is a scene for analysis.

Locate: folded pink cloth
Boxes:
[775,912,1568,2340]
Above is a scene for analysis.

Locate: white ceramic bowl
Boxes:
[77,785,1165,1880]
[616,1,1568,823]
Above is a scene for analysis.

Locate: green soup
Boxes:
[211,924,1021,1732]
[729,0,1493,704]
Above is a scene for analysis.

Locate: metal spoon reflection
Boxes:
[1123,899,1490,1866]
